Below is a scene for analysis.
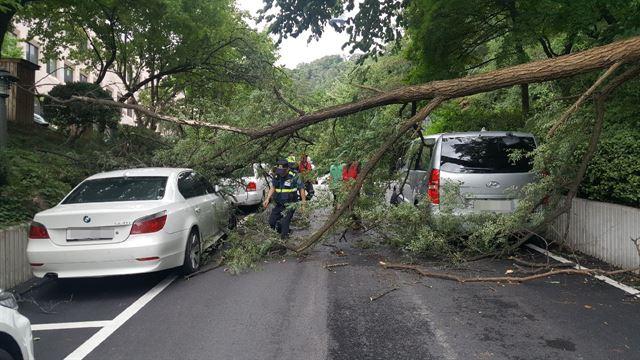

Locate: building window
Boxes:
[64,65,74,82]
[79,74,88,82]
[25,42,38,64]
[46,58,57,76]
[127,107,133,117]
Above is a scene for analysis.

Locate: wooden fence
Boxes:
[0,224,32,289]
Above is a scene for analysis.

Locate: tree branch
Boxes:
[70,96,250,135]
[273,87,305,116]
[547,61,622,138]
[293,97,447,253]
[380,261,640,283]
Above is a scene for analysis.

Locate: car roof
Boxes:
[441,131,534,138]
[87,167,192,180]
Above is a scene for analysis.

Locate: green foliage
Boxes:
[405,0,640,83]
[425,100,525,135]
[223,214,279,274]
[580,124,640,207]
[43,82,119,132]
[0,127,83,226]
[258,0,406,57]
[20,0,275,108]
[1,32,23,58]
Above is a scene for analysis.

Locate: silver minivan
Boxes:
[392,131,537,214]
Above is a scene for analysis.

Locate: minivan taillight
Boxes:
[427,169,440,205]
[246,181,257,192]
[130,211,167,235]
[29,222,49,239]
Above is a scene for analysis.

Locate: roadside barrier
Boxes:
[548,198,640,270]
[0,224,32,289]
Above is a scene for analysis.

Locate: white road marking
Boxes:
[64,274,177,360]
[525,243,640,298]
[32,321,111,331]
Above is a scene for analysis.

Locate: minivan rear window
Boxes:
[440,136,536,173]
[62,176,168,204]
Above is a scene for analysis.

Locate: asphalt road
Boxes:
[12,204,640,359]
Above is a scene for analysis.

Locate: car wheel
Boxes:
[0,348,15,360]
[182,229,201,275]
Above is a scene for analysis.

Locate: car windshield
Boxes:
[62,176,168,204]
[440,135,536,173]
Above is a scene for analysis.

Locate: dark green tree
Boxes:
[43,82,119,143]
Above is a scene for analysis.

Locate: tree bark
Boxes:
[252,36,640,139]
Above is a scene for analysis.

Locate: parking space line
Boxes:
[64,274,177,360]
[32,321,111,331]
[526,243,640,298]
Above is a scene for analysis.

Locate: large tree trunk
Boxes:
[69,36,640,141]
[252,36,640,139]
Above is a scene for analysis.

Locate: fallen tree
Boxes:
[56,36,640,139]
[40,35,640,254]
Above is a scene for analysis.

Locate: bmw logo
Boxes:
[83,216,91,223]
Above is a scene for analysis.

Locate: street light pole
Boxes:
[0,68,18,149]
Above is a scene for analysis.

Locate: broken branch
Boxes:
[369,287,399,301]
[547,61,622,138]
[380,262,640,283]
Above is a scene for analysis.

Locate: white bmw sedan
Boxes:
[26,168,228,278]
[0,290,34,360]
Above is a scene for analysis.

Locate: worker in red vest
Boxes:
[342,160,360,181]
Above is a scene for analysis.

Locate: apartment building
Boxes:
[12,22,137,126]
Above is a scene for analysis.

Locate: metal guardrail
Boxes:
[549,198,640,269]
[0,223,32,289]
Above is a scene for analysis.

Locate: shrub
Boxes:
[580,124,640,207]
[43,82,119,139]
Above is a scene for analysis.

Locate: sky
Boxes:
[235,0,352,69]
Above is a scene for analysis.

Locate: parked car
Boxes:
[392,131,537,214]
[0,289,34,360]
[226,163,270,207]
[26,168,231,278]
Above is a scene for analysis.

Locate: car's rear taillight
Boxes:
[29,222,49,239]
[427,169,440,205]
[246,181,257,192]
[130,211,167,235]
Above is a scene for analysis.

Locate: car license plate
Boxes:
[66,228,114,241]
[473,200,513,212]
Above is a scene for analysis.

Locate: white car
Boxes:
[227,163,270,207]
[26,168,229,278]
[0,290,34,360]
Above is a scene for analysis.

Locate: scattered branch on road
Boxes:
[379,261,640,284]
[324,262,349,270]
[369,287,399,301]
